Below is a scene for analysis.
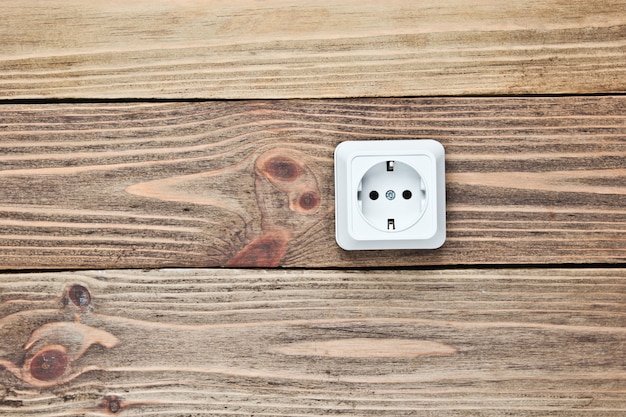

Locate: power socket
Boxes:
[334,140,446,250]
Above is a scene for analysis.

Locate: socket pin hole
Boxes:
[369,191,379,200]
[402,190,412,199]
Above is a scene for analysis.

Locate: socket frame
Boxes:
[334,139,446,250]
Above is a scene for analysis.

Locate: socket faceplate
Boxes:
[334,140,446,250]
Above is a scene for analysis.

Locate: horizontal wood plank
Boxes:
[1,0,625,99]
[1,96,626,269]
[0,268,624,415]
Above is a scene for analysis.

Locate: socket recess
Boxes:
[334,140,446,250]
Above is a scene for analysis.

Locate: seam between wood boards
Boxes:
[1,263,625,275]
[1,92,626,105]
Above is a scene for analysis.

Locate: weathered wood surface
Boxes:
[0,268,624,416]
[1,0,625,99]
[2,96,626,269]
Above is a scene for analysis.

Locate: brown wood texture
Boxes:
[1,0,625,99]
[0,268,624,416]
[1,96,626,269]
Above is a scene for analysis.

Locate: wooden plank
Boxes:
[1,0,625,99]
[0,268,624,415]
[1,96,626,269]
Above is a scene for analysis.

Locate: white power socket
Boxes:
[334,140,446,250]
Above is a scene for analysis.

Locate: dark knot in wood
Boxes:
[261,155,302,182]
[101,395,123,414]
[298,191,320,211]
[67,284,92,309]
[28,345,68,382]
[226,231,290,267]
[255,148,322,215]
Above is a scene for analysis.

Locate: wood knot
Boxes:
[27,345,68,382]
[298,191,320,211]
[225,230,290,268]
[261,155,302,182]
[14,322,120,387]
[101,395,123,414]
[66,284,92,309]
[255,149,322,215]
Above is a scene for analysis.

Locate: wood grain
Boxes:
[1,0,625,99]
[1,96,626,269]
[0,268,624,415]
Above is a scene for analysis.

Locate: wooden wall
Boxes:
[1,1,625,415]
